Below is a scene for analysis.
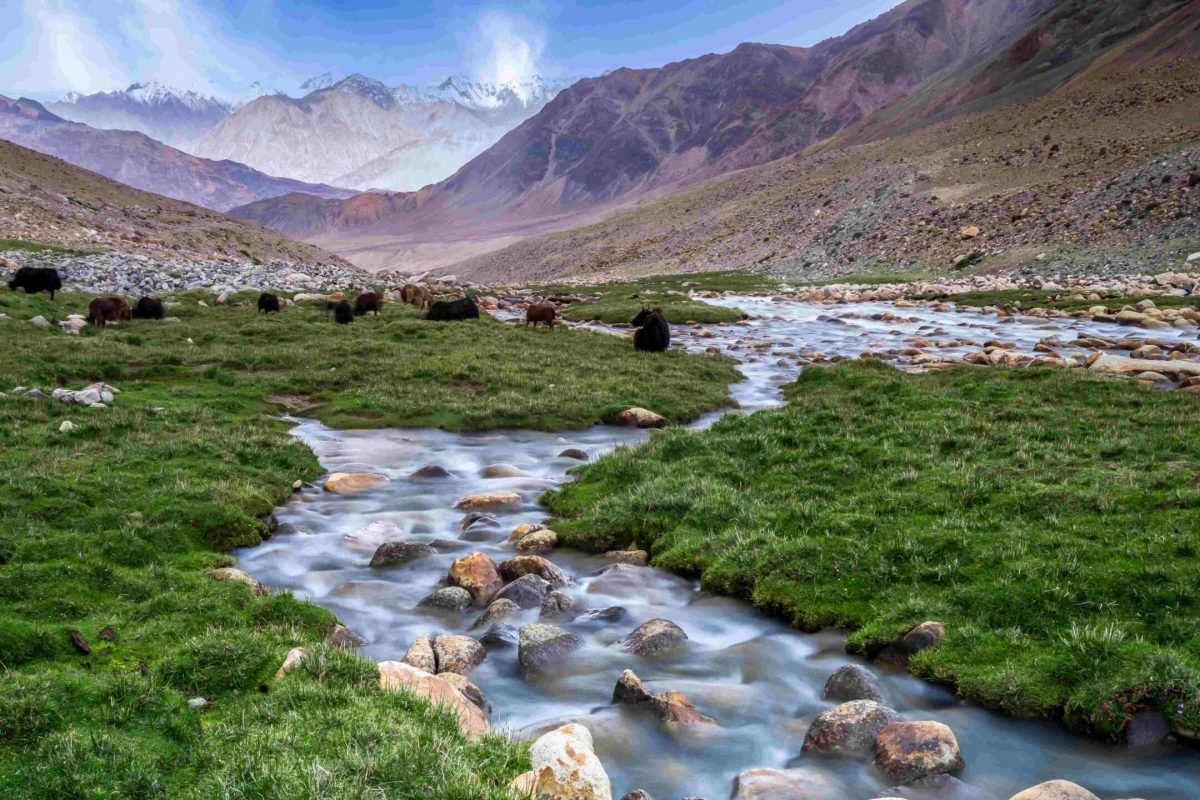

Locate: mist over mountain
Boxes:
[46,82,232,150]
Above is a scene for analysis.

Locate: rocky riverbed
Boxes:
[236,295,1200,800]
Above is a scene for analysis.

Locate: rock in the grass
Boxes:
[29,315,51,329]
[541,590,576,619]
[402,634,437,673]
[1089,354,1200,377]
[499,555,571,587]
[210,567,269,596]
[472,598,521,630]
[612,669,713,725]
[802,700,899,756]
[187,697,208,709]
[902,621,946,655]
[823,664,884,703]
[433,634,486,675]
[447,551,504,606]
[730,767,841,799]
[369,540,436,568]
[873,721,964,785]
[1007,780,1101,800]
[481,463,524,478]
[524,723,613,800]
[58,420,76,433]
[618,619,688,657]
[601,550,649,567]
[323,472,389,494]
[1125,711,1170,748]
[455,491,523,511]
[613,407,667,428]
[326,624,367,649]
[559,448,589,461]
[438,671,491,717]
[412,464,454,479]
[515,528,559,554]
[518,624,582,676]
[493,573,553,609]
[377,661,489,739]
[274,646,307,680]
[418,586,474,612]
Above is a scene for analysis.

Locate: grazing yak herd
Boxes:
[7,267,674,351]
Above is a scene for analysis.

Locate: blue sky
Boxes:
[2,0,900,101]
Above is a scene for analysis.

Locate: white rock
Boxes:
[29,315,50,329]
[59,420,76,433]
[187,697,208,709]
[526,723,613,800]
[1187,252,1200,263]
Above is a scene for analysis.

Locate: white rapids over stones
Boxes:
[237,295,1200,800]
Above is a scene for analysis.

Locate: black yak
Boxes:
[258,292,281,313]
[354,291,382,317]
[7,266,62,300]
[131,296,165,320]
[632,307,670,352]
[87,297,131,327]
[333,300,354,324]
[426,296,479,321]
[525,302,558,329]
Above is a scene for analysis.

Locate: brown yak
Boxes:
[525,302,559,329]
[87,297,132,327]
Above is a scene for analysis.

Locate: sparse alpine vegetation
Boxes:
[546,360,1200,740]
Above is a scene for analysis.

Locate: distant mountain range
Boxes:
[191,73,578,191]
[47,82,232,150]
[0,95,354,211]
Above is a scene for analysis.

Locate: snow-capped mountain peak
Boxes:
[47,83,232,150]
[300,72,336,93]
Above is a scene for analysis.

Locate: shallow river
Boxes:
[238,296,1200,800]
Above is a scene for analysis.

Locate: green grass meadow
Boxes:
[547,360,1200,740]
[0,288,737,798]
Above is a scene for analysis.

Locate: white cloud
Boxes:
[1,0,299,100]
[465,11,549,87]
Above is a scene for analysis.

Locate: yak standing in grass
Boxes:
[7,266,62,300]
[632,307,670,352]
[525,302,559,329]
[354,292,382,317]
[426,296,479,321]
[258,292,281,313]
[333,300,354,324]
[87,297,132,327]
[132,296,164,320]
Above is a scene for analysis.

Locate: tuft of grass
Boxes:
[0,239,102,257]
[546,360,1200,740]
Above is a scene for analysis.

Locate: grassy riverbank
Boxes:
[547,360,1200,739]
[0,289,737,798]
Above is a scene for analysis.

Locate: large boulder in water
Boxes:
[418,586,473,612]
[823,664,884,703]
[499,555,570,587]
[492,573,552,609]
[612,669,712,725]
[518,624,582,676]
[873,721,964,785]
[447,552,503,606]
[323,472,388,494]
[369,540,436,568]
[730,767,842,799]
[801,700,899,756]
[618,619,688,656]
[432,634,486,675]
[455,491,523,511]
[402,634,437,673]
[1008,781,1101,800]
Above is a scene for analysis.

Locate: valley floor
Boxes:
[0,289,738,799]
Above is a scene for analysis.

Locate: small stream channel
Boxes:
[237,296,1200,799]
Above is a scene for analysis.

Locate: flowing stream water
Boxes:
[237,296,1200,800]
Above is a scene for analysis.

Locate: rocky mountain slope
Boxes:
[0,138,352,268]
[193,74,576,191]
[0,96,355,212]
[231,0,1197,279]
[46,83,232,150]
[449,3,1200,282]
